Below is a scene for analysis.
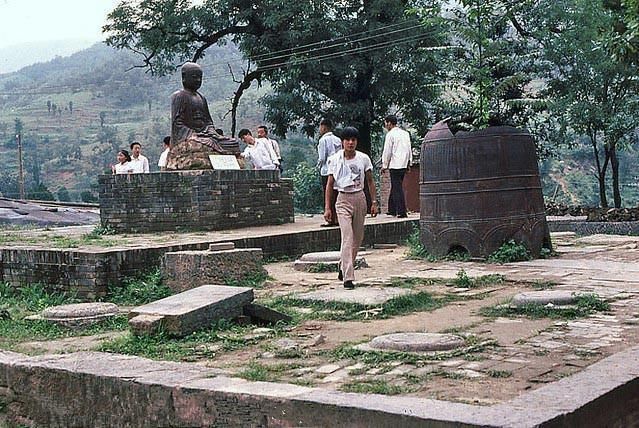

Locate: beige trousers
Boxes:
[336,190,367,282]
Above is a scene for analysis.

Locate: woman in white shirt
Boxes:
[112,150,133,174]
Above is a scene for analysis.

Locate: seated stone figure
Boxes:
[166,62,240,170]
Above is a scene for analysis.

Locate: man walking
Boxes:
[324,127,378,289]
[317,118,342,226]
[129,141,150,173]
[256,125,282,172]
[381,115,412,218]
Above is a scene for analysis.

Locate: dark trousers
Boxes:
[388,168,407,216]
[321,175,338,224]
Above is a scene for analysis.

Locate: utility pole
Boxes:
[16,133,25,200]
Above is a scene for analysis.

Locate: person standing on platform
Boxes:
[129,141,150,173]
[381,115,412,218]
[324,126,378,289]
[158,136,170,171]
[238,128,280,170]
[317,118,342,226]
[256,125,282,172]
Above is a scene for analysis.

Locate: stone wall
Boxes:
[2,348,639,427]
[0,220,418,300]
[99,170,294,233]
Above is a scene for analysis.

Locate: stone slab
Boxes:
[129,285,254,336]
[208,242,235,251]
[512,291,579,307]
[295,286,414,305]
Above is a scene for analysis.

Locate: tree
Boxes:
[104,0,446,154]
[57,186,72,202]
[27,183,55,201]
[531,0,639,207]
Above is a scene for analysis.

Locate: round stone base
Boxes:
[369,333,465,352]
[26,303,120,328]
[511,291,578,307]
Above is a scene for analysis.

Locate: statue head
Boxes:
[181,62,203,91]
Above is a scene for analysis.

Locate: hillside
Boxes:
[0,42,271,200]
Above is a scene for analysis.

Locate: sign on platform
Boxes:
[209,155,240,170]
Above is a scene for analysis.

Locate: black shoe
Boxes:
[397,213,408,218]
[343,280,355,289]
[338,269,343,281]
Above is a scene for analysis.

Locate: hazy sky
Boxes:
[0,0,121,49]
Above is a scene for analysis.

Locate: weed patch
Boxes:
[480,294,610,320]
[339,380,409,395]
[224,271,270,288]
[107,269,172,306]
[487,240,531,263]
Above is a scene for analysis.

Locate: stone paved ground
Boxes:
[5,229,639,406]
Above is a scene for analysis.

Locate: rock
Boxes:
[26,302,120,328]
[511,290,578,307]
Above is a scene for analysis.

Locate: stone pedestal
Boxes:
[162,246,267,293]
[98,170,294,233]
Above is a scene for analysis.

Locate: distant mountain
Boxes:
[0,39,98,74]
[0,42,270,201]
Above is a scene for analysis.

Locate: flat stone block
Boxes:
[294,251,368,272]
[208,242,235,251]
[129,285,254,336]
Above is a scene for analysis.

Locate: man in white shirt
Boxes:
[238,128,279,170]
[381,115,412,218]
[256,125,282,172]
[324,126,378,289]
[129,142,150,173]
[158,136,170,171]
[317,118,342,226]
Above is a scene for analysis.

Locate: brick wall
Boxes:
[99,170,294,233]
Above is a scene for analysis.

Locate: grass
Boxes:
[307,263,338,273]
[405,226,436,261]
[529,280,557,290]
[267,291,456,322]
[223,270,270,288]
[236,361,304,382]
[327,336,496,366]
[480,294,610,320]
[487,369,513,378]
[98,319,286,361]
[107,269,172,306]
[486,240,531,263]
[339,379,410,395]
[451,269,505,288]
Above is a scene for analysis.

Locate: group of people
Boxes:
[111,142,151,174]
[112,124,283,174]
[318,114,412,289]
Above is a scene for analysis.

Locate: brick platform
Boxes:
[99,170,294,233]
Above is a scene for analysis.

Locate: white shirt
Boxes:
[158,148,170,168]
[257,137,281,159]
[242,140,279,170]
[327,150,373,193]
[129,155,150,173]
[382,126,412,169]
[317,132,342,176]
[114,162,133,174]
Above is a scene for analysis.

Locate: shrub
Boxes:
[291,162,323,213]
[487,240,531,263]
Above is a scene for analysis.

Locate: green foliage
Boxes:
[0,282,78,313]
[107,269,171,306]
[80,191,98,203]
[452,270,505,288]
[480,294,610,319]
[269,291,455,322]
[291,162,323,214]
[85,224,116,238]
[307,263,337,273]
[340,380,409,395]
[487,240,531,263]
[56,186,71,202]
[453,269,472,287]
[237,362,277,382]
[26,183,55,201]
[405,226,434,260]
[223,271,269,288]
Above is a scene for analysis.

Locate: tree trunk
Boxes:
[610,144,621,208]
